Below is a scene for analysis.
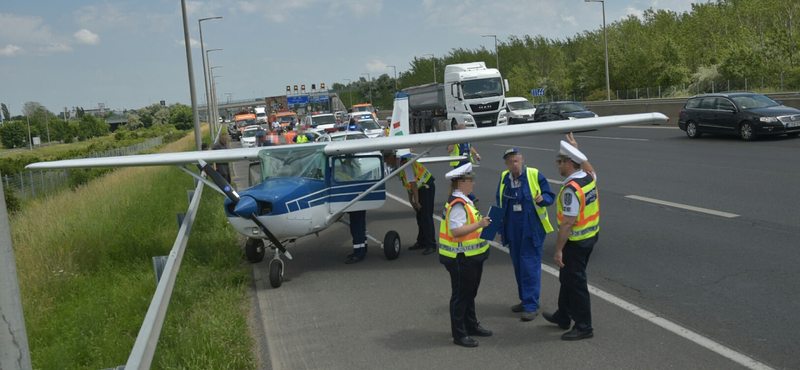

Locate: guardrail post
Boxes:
[187,190,194,205]
[176,213,186,229]
[152,256,169,285]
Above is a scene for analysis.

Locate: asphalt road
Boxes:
[231,127,800,370]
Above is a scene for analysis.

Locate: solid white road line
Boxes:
[387,191,769,370]
[573,135,649,141]
[625,195,740,218]
[620,125,679,129]
[493,144,555,152]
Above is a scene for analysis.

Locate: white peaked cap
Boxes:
[559,140,588,163]
[446,162,474,180]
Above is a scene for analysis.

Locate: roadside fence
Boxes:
[2,137,163,202]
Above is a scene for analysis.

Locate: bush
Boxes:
[114,130,127,141]
[4,190,21,214]
[585,89,617,101]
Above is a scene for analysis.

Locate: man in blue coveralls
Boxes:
[496,148,555,321]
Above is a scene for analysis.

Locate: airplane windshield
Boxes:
[258,145,326,181]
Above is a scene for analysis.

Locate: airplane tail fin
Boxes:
[389,92,411,158]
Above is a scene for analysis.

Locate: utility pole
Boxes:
[362,73,373,105]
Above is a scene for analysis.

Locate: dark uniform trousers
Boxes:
[216,164,231,184]
[348,210,367,257]
[555,234,597,332]
[416,179,437,248]
[440,250,489,339]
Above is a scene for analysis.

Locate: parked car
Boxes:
[355,116,385,138]
[533,101,598,122]
[317,130,369,142]
[506,97,537,124]
[678,92,800,140]
[241,126,261,148]
[302,113,337,130]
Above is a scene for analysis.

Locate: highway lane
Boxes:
[231,127,800,369]
[429,126,800,369]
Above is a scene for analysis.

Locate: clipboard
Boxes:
[479,206,505,240]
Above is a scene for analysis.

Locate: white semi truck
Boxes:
[403,62,509,133]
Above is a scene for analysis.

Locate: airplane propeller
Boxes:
[198,159,292,260]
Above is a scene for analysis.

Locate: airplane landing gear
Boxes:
[269,248,284,288]
[245,238,266,263]
[383,231,401,260]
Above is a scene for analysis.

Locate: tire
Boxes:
[430,120,439,132]
[269,259,283,288]
[245,239,265,263]
[383,230,401,260]
[787,132,799,138]
[739,122,756,141]
[451,119,458,131]
[685,121,702,138]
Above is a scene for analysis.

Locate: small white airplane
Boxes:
[27,94,668,288]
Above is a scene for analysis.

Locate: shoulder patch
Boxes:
[564,193,572,205]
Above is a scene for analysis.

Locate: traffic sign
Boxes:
[309,94,329,103]
[287,95,308,105]
[531,88,545,97]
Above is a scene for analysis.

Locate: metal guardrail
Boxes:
[120,177,205,369]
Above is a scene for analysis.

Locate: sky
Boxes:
[0,0,699,116]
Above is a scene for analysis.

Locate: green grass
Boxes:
[11,130,255,369]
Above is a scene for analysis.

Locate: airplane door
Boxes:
[328,155,386,214]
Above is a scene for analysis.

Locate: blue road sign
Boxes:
[531,88,546,97]
[287,95,309,105]
[309,94,329,103]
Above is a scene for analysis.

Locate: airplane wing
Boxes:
[323,113,667,156]
[26,113,665,170]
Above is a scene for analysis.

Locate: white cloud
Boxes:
[41,43,72,53]
[234,0,380,23]
[74,4,135,30]
[626,6,645,20]
[74,29,100,45]
[0,13,56,45]
[0,44,23,56]
[366,59,387,72]
[177,38,202,48]
[561,15,577,27]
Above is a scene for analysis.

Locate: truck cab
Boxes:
[445,62,509,129]
[254,107,268,124]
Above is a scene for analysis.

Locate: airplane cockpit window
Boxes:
[258,145,326,181]
[332,156,383,183]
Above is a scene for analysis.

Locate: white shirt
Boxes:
[561,170,597,217]
[449,190,473,230]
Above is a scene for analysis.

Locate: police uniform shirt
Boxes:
[560,170,597,217]
[448,190,473,229]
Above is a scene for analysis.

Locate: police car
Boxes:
[354,114,385,138]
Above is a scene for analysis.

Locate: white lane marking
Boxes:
[625,195,739,218]
[574,135,649,141]
[252,262,283,370]
[620,125,679,129]
[387,191,769,370]
[493,144,555,152]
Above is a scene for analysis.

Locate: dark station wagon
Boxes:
[678,92,800,140]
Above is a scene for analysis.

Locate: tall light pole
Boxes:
[422,54,436,83]
[344,78,352,108]
[482,34,499,70]
[585,0,610,100]
[210,66,223,137]
[361,73,373,105]
[41,105,50,143]
[199,16,222,135]
[387,65,397,92]
[21,104,31,150]
[205,48,222,132]
[179,0,202,150]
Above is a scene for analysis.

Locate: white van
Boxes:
[254,107,267,124]
[506,97,537,124]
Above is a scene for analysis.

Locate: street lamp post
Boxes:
[482,34,499,70]
[362,73,373,105]
[206,48,222,132]
[422,54,436,83]
[199,16,222,135]
[387,65,397,92]
[344,79,352,108]
[210,66,223,138]
[42,106,50,143]
[585,0,610,100]
[180,0,202,150]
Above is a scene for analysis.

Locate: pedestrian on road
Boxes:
[383,150,437,255]
[496,148,555,322]
[543,133,599,341]
[439,163,493,347]
[212,134,231,183]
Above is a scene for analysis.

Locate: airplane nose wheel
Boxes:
[383,230,401,260]
[269,259,284,288]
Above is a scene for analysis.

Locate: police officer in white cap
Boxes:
[438,163,493,347]
[542,133,599,341]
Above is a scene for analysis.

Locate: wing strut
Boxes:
[176,165,226,196]
[324,146,434,225]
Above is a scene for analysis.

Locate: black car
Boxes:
[678,92,800,140]
[533,101,597,122]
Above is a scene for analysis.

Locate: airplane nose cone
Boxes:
[234,195,259,217]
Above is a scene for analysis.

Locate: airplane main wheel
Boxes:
[383,230,401,260]
[245,239,266,263]
[269,259,283,288]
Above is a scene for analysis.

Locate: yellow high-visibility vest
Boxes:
[557,172,599,241]
[438,197,489,258]
[499,168,554,233]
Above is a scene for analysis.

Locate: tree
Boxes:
[126,113,142,130]
[169,104,192,130]
[153,107,169,126]
[1,103,9,122]
[0,120,27,148]
[22,101,42,117]
[76,114,109,141]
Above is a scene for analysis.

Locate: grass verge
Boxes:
[11,129,254,369]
